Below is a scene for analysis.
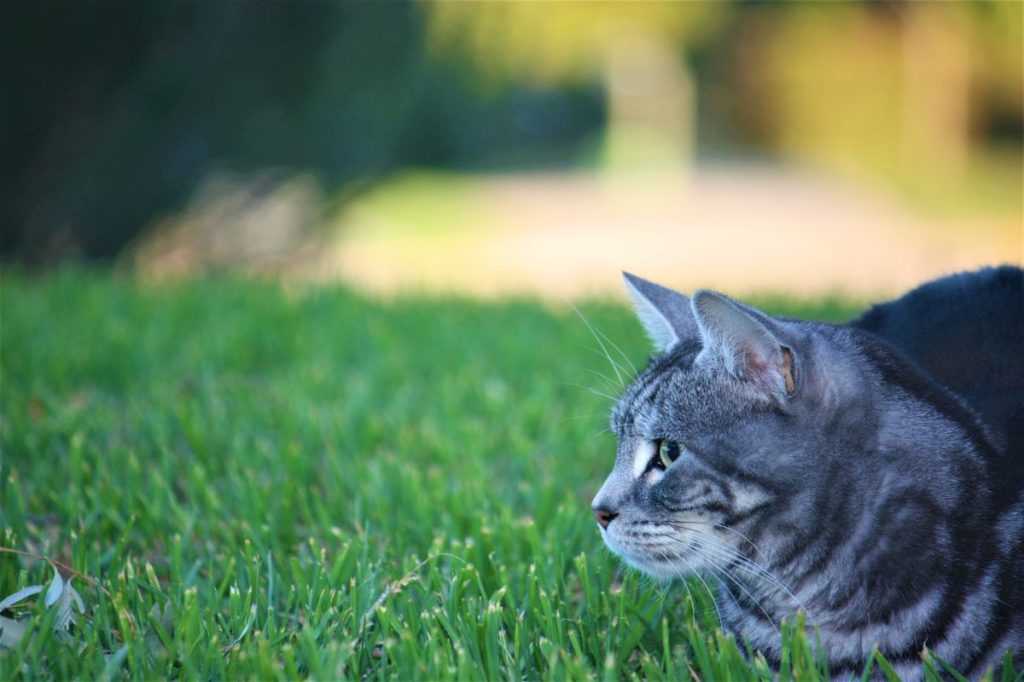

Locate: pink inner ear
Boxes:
[745,351,770,373]
[738,331,775,371]
[735,334,795,399]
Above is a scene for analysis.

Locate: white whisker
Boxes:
[685,537,781,634]
[563,382,618,403]
[667,551,723,628]
[691,533,811,619]
[590,320,637,376]
[581,346,627,389]
[680,519,771,562]
[579,366,622,394]
[568,301,627,388]
[663,524,813,621]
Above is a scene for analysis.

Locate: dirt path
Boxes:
[282,166,1024,300]
[319,166,1021,301]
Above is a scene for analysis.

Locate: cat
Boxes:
[591,267,1023,679]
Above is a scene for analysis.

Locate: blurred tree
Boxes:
[725,1,1021,205]
[0,2,604,263]
[424,2,729,175]
[2,1,1017,264]
[1,3,421,261]
[900,3,972,182]
[965,1,1023,143]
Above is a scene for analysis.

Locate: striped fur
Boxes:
[593,269,1023,678]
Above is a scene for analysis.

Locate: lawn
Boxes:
[1,270,978,680]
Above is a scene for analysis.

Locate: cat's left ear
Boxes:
[691,290,797,400]
[623,273,699,352]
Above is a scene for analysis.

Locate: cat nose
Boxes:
[592,506,619,529]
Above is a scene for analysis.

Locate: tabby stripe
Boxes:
[858,334,999,462]
[830,491,946,616]
[722,500,775,528]
[905,472,994,655]
[968,565,1020,670]
[686,446,786,496]
[784,469,855,584]
[667,502,730,516]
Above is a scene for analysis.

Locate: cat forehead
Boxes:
[611,344,740,435]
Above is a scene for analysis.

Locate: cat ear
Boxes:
[691,290,797,399]
[623,272,698,352]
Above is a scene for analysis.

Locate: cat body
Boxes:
[853,266,1024,492]
[592,268,1023,678]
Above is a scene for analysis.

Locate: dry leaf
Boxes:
[0,563,87,649]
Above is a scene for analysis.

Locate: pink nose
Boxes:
[593,507,618,529]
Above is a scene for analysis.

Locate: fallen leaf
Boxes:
[44,566,63,608]
[42,565,84,631]
[0,585,44,612]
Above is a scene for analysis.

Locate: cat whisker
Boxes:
[657,567,725,626]
[664,525,812,621]
[554,412,612,438]
[589,317,638,377]
[705,561,782,636]
[554,412,611,424]
[664,537,781,634]
[675,519,771,564]
[563,382,619,404]
[689,533,812,619]
[581,346,627,389]
[665,523,784,588]
[669,551,723,628]
[567,300,628,388]
[579,366,623,395]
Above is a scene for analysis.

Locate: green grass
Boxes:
[0,269,985,680]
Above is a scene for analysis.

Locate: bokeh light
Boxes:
[4,1,1021,299]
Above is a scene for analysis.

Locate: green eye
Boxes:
[657,440,682,469]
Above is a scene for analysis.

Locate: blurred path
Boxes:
[316,165,1021,300]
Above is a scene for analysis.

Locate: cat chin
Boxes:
[627,557,686,581]
[604,539,699,580]
[602,526,719,579]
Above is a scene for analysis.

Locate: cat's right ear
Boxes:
[623,272,698,352]
[691,290,797,401]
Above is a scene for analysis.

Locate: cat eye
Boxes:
[655,440,682,470]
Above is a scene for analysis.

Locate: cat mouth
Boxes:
[602,529,699,578]
[602,521,737,579]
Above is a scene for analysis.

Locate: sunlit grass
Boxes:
[335,172,491,239]
[1,270,992,679]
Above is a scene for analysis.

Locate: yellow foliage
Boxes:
[424,1,727,88]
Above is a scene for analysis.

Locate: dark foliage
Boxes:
[0,3,603,262]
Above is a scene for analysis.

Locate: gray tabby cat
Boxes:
[592,267,1023,678]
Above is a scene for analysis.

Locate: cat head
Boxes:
[592,273,863,578]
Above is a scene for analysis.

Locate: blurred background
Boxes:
[2,1,1021,299]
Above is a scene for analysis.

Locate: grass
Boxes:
[0,269,999,680]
